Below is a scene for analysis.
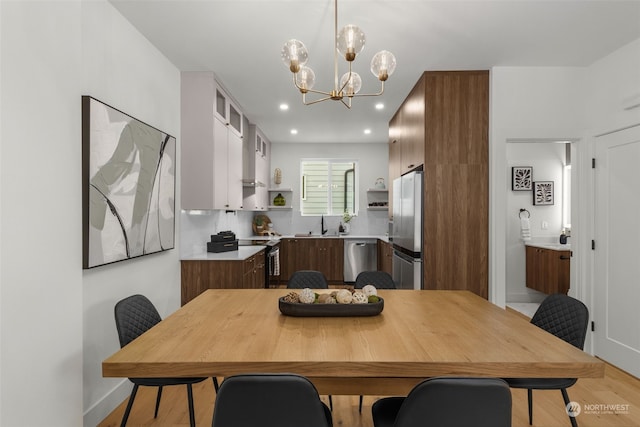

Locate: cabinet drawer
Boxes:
[244,255,256,274]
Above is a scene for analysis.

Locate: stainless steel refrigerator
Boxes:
[391,171,423,289]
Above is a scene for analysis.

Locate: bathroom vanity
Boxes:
[525,243,571,295]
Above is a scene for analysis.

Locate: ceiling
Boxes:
[109,0,640,144]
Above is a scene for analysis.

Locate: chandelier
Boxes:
[281,0,397,108]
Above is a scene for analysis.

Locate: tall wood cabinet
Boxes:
[388,77,425,217]
[389,71,489,298]
[181,72,244,210]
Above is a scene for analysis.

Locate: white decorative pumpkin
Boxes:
[299,288,316,304]
[352,291,368,304]
[361,284,378,297]
[336,289,353,304]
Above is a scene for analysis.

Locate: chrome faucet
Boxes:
[321,215,328,235]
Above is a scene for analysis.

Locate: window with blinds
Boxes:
[301,160,357,216]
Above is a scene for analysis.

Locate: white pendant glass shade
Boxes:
[370,50,396,81]
[296,66,316,92]
[337,25,366,60]
[281,39,309,72]
[340,72,362,96]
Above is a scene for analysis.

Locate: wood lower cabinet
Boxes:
[525,246,571,295]
[377,240,393,274]
[279,238,344,284]
[181,249,266,305]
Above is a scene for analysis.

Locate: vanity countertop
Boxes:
[525,242,571,251]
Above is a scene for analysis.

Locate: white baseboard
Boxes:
[83,379,131,427]
[506,290,546,304]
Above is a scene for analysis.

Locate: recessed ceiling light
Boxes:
[375,103,384,110]
[280,103,289,111]
[364,129,372,135]
[290,129,298,135]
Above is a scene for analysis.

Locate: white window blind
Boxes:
[301,160,357,216]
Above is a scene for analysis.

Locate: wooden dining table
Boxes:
[102,289,604,395]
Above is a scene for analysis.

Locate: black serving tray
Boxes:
[278,297,384,317]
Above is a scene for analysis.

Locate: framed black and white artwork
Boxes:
[511,166,533,191]
[533,181,554,206]
[82,96,176,269]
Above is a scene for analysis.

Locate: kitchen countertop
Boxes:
[181,245,265,261]
[183,235,391,261]
[525,242,571,251]
[240,234,390,242]
[282,234,390,242]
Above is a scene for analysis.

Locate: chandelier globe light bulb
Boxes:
[281,39,309,73]
[340,72,362,96]
[370,50,396,81]
[296,66,316,93]
[337,25,365,61]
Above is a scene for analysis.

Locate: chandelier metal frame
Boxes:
[281,0,396,108]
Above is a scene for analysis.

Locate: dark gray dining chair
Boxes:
[504,293,589,427]
[286,270,333,407]
[355,270,396,289]
[114,294,218,427]
[371,377,512,427]
[211,373,333,427]
[287,270,329,289]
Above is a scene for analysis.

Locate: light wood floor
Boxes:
[98,309,640,427]
[97,361,640,427]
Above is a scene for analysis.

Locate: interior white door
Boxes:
[594,124,640,378]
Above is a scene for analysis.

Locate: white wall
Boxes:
[1,1,83,426]
[81,2,181,426]
[490,67,585,307]
[1,1,181,426]
[268,142,389,237]
[180,142,390,255]
[578,38,640,353]
[492,38,640,311]
[585,38,640,135]
[506,142,566,303]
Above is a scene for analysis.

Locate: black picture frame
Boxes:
[533,181,554,206]
[82,96,176,269]
[512,166,533,191]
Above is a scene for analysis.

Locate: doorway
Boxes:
[505,139,575,309]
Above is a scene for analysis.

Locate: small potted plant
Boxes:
[342,212,353,234]
[254,217,264,234]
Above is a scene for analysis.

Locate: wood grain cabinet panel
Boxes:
[389,70,489,298]
[377,240,393,274]
[526,246,570,295]
[388,114,402,218]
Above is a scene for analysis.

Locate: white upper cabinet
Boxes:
[243,124,270,211]
[215,86,243,138]
[181,72,244,210]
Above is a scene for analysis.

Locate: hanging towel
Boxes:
[520,217,532,242]
[269,248,280,276]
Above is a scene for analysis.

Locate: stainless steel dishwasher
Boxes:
[344,239,377,282]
